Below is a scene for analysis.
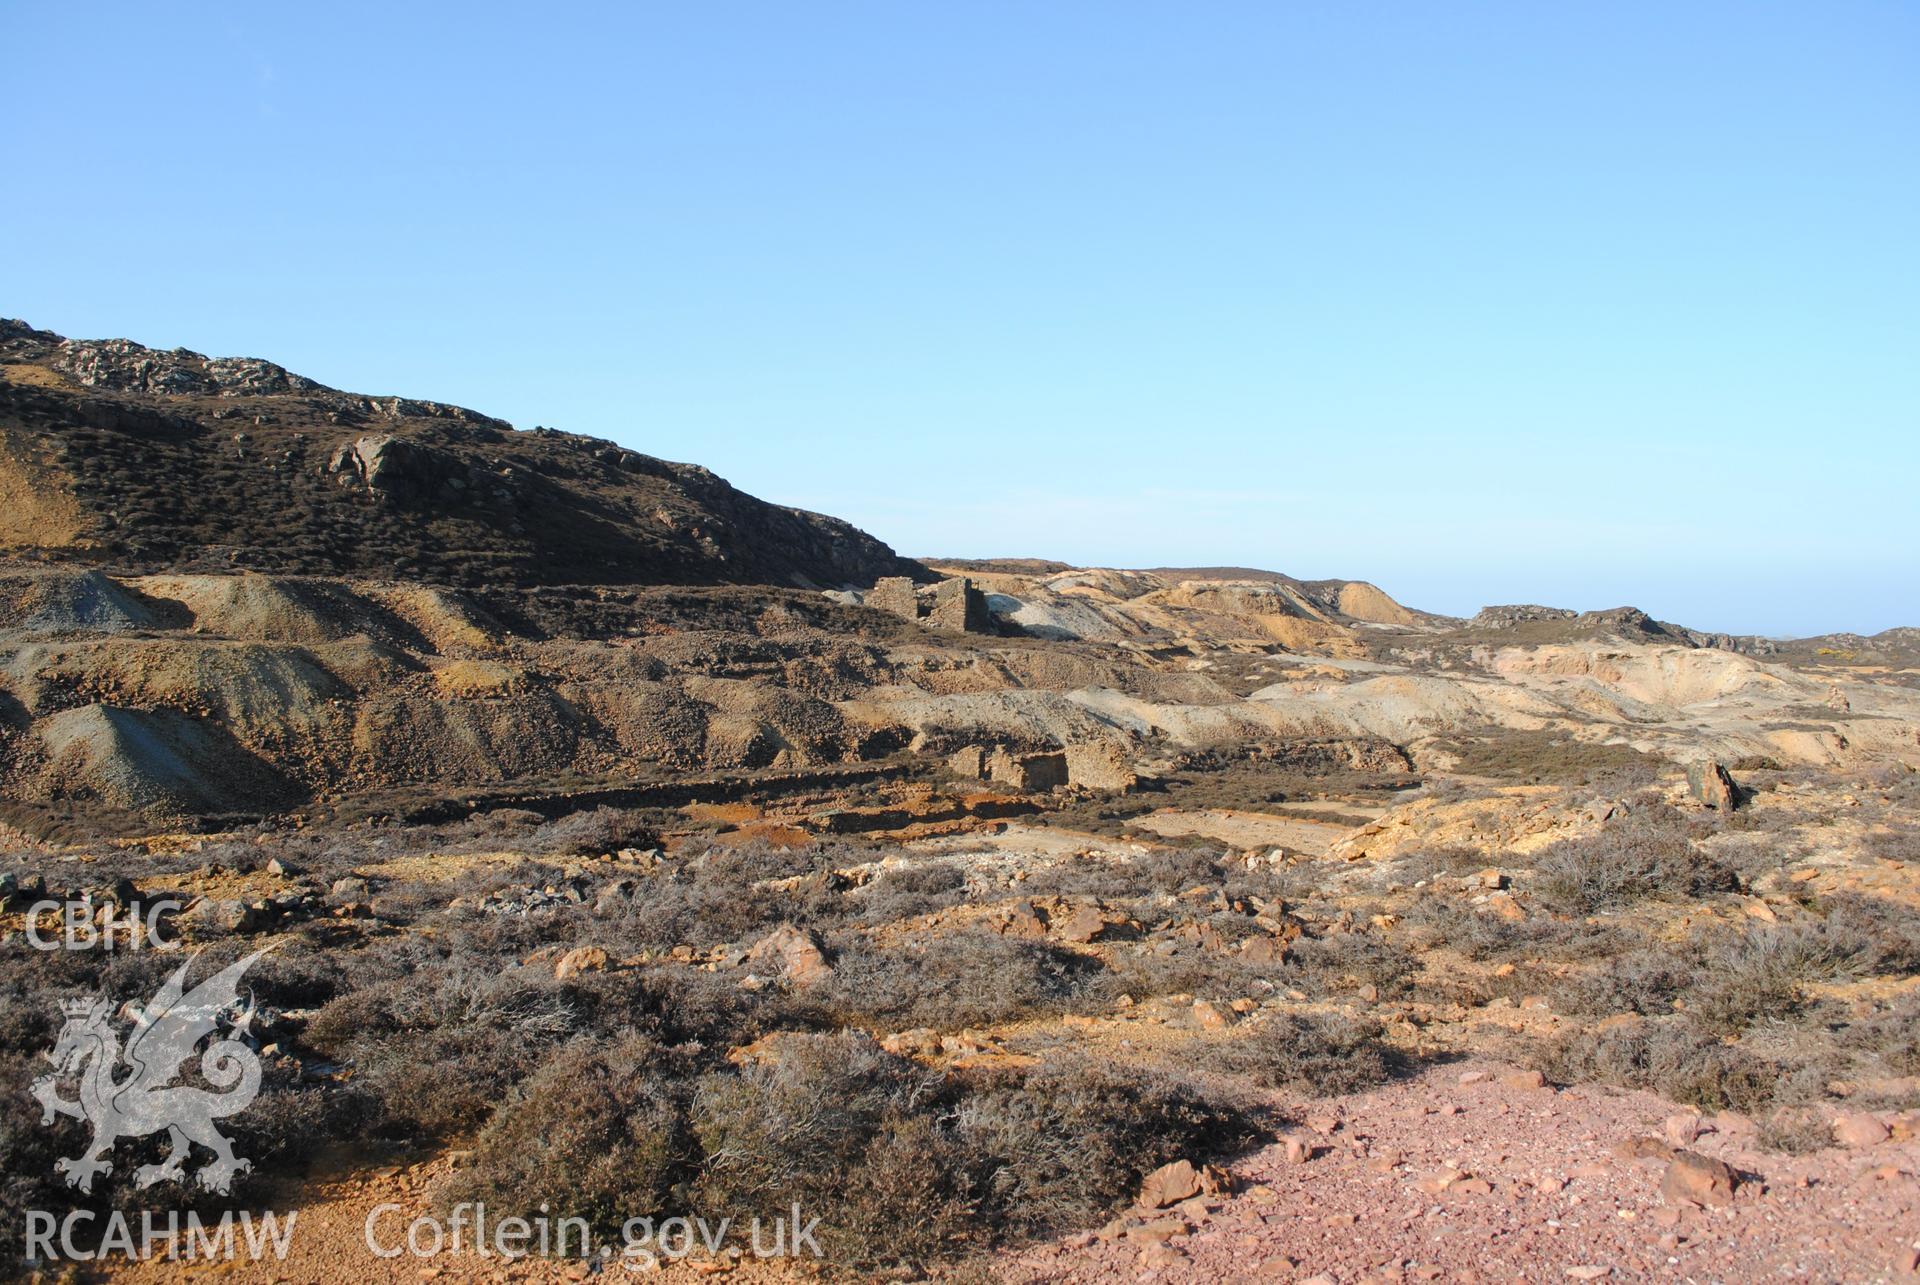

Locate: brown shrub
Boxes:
[305,961,577,1134]
[1536,1019,1776,1112]
[1201,1010,1395,1095]
[819,931,1113,1030]
[450,1036,693,1229]
[1529,805,1736,914]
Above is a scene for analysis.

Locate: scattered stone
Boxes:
[994,900,1049,938]
[1192,999,1235,1030]
[552,945,609,980]
[743,924,832,988]
[1125,1217,1187,1244]
[1687,759,1740,810]
[1663,1114,1702,1148]
[1053,902,1126,944]
[1136,1243,1184,1269]
[1714,1110,1758,1138]
[879,1028,941,1058]
[184,897,262,934]
[1614,1136,1674,1163]
[1501,1069,1549,1091]
[1834,1113,1890,1149]
[1415,1167,1469,1194]
[1240,934,1289,963]
[1137,1160,1204,1209]
[1661,1151,1738,1208]
[1172,1196,1212,1221]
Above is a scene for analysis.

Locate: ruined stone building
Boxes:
[868,575,990,633]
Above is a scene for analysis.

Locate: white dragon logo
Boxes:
[32,948,269,1195]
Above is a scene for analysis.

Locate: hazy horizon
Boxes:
[5,3,1914,637]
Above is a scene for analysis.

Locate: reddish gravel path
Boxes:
[999,1060,1920,1284]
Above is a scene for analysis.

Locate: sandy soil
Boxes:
[1133,808,1352,856]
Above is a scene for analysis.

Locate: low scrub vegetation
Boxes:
[1529,802,1736,914]
[1201,1011,1395,1096]
[450,1030,1261,1264]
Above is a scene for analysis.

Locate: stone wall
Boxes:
[867,575,990,634]
[1064,742,1139,792]
[869,576,922,622]
[927,576,990,632]
[987,747,1068,791]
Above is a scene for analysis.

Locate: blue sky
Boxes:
[4,3,1914,635]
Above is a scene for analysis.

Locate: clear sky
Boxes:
[4,3,1914,636]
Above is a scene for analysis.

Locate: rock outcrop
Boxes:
[0,320,923,590]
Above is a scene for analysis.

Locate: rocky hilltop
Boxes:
[0,322,1914,835]
[0,320,922,589]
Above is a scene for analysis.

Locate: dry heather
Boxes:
[2,323,1918,1277]
[3,758,1913,1274]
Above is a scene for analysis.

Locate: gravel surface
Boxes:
[1001,1060,1920,1284]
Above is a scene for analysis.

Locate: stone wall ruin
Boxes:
[869,575,989,633]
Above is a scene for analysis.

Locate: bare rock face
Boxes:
[50,337,326,398]
[327,433,466,503]
[1687,759,1740,811]
[1473,604,1577,629]
[988,747,1067,791]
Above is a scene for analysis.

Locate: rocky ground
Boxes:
[1012,1060,1920,1284]
[1,323,1917,1282]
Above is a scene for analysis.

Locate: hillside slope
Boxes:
[0,320,922,589]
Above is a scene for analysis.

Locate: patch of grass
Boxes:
[1548,946,1696,1018]
[452,1035,695,1229]
[1686,922,1874,1036]
[1402,898,1623,964]
[1757,1108,1832,1155]
[1843,993,1920,1075]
